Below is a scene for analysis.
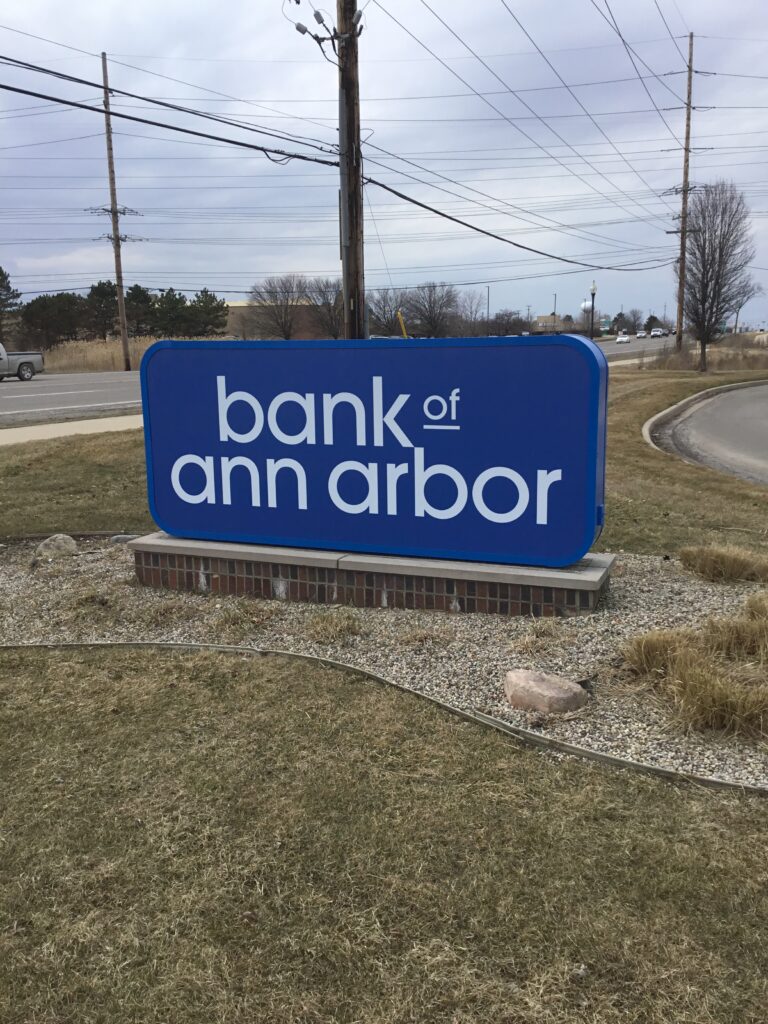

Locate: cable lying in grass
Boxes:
[622,592,768,738]
[679,545,768,584]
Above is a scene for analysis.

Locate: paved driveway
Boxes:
[665,383,768,485]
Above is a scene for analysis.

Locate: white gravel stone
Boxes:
[1,540,766,788]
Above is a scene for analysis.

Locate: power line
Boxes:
[652,0,688,65]
[0,80,341,168]
[363,175,676,272]
[495,0,678,218]
[375,0,673,234]
[0,130,103,150]
[0,25,673,255]
[0,53,337,155]
[587,1,686,104]
[590,0,684,146]
[0,73,676,272]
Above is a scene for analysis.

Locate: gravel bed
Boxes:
[1,539,767,788]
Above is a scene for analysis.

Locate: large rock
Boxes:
[34,534,78,561]
[504,669,588,714]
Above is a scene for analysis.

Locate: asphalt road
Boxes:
[665,383,768,485]
[0,371,141,427]
[0,336,669,427]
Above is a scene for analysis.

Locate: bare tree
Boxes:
[456,289,485,336]
[404,282,459,337]
[489,308,525,335]
[732,279,763,334]
[305,276,344,339]
[367,287,410,336]
[248,274,308,340]
[681,181,759,370]
[625,308,644,333]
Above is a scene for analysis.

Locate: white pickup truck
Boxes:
[0,342,45,381]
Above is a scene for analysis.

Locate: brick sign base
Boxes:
[129,534,613,617]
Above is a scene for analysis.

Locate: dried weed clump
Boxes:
[679,545,768,584]
[623,594,768,737]
[306,606,363,644]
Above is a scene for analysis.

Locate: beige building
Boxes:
[533,313,566,333]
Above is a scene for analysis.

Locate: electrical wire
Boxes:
[363,174,676,272]
[0,80,340,168]
[0,54,337,155]
[590,0,684,146]
[0,75,678,273]
[374,0,674,235]
[587,2,686,104]
[495,0,678,217]
[652,0,688,65]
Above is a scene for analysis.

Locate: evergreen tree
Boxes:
[187,288,228,336]
[22,293,87,349]
[125,284,156,337]
[153,288,190,337]
[0,266,21,343]
[86,280,118,340]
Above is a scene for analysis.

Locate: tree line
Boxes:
[241,276,530,340]
[0,276,229,350]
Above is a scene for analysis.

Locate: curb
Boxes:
[2,639,766,799]
[641,378,768,455]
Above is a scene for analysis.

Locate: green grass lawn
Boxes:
[1,645,767,1024]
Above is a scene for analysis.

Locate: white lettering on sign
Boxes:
[170,376,565,525]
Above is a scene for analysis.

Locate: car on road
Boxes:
[616,333,631,344]
[0,342,45,381]
[636,330,648,339]
[650,328,664,338]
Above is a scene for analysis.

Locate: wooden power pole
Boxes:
[337,0,366,340]
[101,52,131,371]
[675,32,694,352]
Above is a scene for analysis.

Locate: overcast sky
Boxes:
[1,0,767,326]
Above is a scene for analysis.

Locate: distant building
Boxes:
[533,313,565,333]
[226,299,328,340]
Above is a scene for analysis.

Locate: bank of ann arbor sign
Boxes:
[141,336,607,568]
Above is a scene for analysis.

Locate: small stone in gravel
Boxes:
[109,534,140,545]
[34,534,77,561]
[504,669,588,714]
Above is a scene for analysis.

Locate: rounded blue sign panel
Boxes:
[140,335,607,567]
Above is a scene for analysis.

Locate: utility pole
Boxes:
[101,52,131,371]
[337,1,366,340]
[675,32,694,352]
[486,284,490,334]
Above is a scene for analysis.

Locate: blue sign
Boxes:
[141,336,607,568]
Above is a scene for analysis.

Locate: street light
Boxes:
[589,280,597,340]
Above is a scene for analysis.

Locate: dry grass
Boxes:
[399,625,451,645]
[647,333,768,372]
[42,335,235,373]
[745,592,768,620]
[213,596,280,642]
[306,606,363,644]
[514,616,563,655]
[623,596,768,737]
[679,545,768,583]
[1,645,768,1023]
